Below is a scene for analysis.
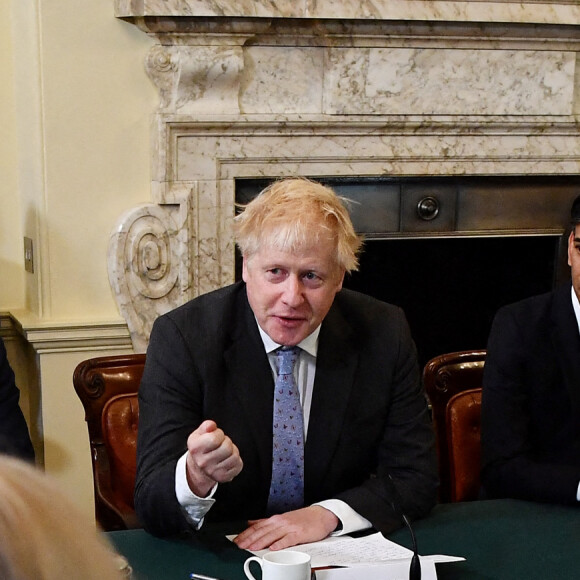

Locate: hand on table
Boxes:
[185,420,243,497]
[233,506,339,551]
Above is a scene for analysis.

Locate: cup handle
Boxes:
[243,556,262,580]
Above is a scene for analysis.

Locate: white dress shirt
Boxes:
[570,286,580,502]
[572,285,580,336]
[174,323,372,534]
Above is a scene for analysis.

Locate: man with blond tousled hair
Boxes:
[135,178,437,550]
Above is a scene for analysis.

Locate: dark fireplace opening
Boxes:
[343,235,564,369]
[235,175,576,369]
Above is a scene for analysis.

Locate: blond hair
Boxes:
[233,178,363,273]
[0,456,126,580]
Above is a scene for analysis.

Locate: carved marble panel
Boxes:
[326,49,576,116]
[146,44,245,114]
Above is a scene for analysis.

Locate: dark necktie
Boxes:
[267,346,304,514]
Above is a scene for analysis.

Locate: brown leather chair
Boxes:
[73,354,145,531]
[446,387,482,502]
[423,350,486,502]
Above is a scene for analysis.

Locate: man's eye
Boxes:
[304,272,318,280]
[267,268,285,279]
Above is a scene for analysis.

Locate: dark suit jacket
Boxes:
[135,282,437,537]
[481,283,580,504]
[0,337,34,461]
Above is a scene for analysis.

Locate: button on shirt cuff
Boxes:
[175,453,217,529]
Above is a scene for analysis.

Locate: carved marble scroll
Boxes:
[108,195,193,352]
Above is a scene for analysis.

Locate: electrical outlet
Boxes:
[24,237,34,273]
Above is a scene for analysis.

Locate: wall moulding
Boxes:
[119,17,580,50]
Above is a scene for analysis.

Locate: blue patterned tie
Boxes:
[267,347,304,514]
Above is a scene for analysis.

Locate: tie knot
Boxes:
[276,347,300,376]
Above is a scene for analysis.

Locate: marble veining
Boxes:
[115,1,580,25]
[327,48,575,116]
[109,2,580,351]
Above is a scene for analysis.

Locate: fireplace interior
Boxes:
[235,176,578,368]
[345,235,562,368]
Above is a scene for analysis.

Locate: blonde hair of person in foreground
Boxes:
[0,455,127,580]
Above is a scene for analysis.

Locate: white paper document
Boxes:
[315,559,438,580]
[230,531,464,578]
[265,532,412,567]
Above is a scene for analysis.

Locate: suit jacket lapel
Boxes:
[305,302,358,493]
[550,283,580,414]
[223,290,274,481]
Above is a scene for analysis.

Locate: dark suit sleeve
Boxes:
[0,338,34,461]
[481,303,580,503]
[134,315,204,536]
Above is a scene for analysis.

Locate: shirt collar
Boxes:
[256,320,320,358]
[571,285,580,335]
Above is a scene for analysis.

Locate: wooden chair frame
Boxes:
[423,350,486,503]
[73,354,145,531]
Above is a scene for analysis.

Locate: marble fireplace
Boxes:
[109,2,580,353]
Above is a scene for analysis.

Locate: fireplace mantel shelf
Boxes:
[115,1,580,28]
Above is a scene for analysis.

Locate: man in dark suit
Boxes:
[0,337,34,461]
[135,178,438,549]
[481,195,580,504]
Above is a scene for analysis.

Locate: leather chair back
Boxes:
[423,350,486,502]
[102,394,139,513]
[73,354,145,531]
[446,387,482,502]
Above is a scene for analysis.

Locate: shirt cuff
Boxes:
[175,453,217,529]
[314,499,372,536]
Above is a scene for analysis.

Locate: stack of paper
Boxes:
[236,532,464,580]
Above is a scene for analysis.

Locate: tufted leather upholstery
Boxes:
[101,394,139,516]
[73,354,145,531]
[423,350,486,503]
[446,388,482,502]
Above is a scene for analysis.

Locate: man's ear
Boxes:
[242,256,248,282]
[568,230,575,267]
[335,269,346,292]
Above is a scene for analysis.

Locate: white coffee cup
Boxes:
[244,550,311,580]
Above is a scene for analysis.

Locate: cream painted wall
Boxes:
[0,3,24,310]
[37,2,156,322]
[2,1,155,320]
[1,1,156,518]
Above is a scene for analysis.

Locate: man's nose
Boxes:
[281,275,304,306]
